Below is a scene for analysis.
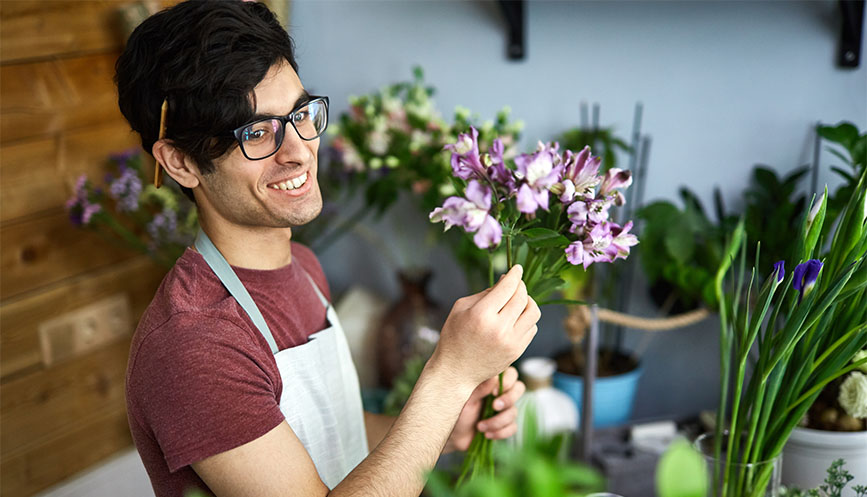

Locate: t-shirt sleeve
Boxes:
[127,313,285,472]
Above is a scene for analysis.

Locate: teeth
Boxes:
[269,172,308,191]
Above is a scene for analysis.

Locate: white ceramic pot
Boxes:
[782,427,867,496]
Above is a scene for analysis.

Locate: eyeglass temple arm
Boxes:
[154,99,168,188]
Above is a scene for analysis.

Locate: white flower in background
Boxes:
[417,326,440,345]
[838,371,867,419]
[854,349,867,374]
[368,130,389,155]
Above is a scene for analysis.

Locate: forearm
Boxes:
[363,411,395,450]
[330,355,473,497]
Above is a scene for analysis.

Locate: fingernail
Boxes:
[478,422,487,431]
[493,400,503,410]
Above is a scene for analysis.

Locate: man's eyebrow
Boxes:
[248,90,312,121]
[292,90,311,109]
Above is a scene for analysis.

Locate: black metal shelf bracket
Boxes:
[498,0,525,61]
[839,0,865,68]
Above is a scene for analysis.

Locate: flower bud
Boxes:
[793,259,823,302]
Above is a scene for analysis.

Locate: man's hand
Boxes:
[430,265,540,392]
[444,366,526,453]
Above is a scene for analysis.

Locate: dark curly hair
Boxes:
[115,0,298,200]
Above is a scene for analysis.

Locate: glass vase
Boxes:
[694,432,782,497]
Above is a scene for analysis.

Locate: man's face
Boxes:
[194,60,323,230]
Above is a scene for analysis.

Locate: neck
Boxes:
[197,214,293,270]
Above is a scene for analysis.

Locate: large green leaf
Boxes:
[655,439,708,497]
[664,224,695,264]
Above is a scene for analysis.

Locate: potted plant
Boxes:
[781,122,867,494]
[706,155,867,497]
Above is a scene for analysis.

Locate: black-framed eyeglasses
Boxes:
[232,96,329,161]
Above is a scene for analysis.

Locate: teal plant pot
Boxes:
[553,365,643,428]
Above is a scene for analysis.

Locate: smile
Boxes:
[268,172,308,191]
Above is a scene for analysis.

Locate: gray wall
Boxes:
[291,0,867,420]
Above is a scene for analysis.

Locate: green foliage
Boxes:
[818,121,867,245]
[556,126,631,172]
[712,166,867,497]
[637,188,728,310]
[655,439,709,497]
[427,410,604,497]
[779,459,866,497]
[742,165,808,272]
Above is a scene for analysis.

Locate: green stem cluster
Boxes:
[711,171,867,497]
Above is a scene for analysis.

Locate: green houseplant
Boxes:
[709,161,867,497]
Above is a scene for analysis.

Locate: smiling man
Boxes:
[116,2,540,496]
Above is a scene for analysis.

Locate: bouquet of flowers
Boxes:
[65,149,197,267]
[710,166,867,497]
[429,128,638,483]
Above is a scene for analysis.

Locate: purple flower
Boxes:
[567,198,611,227]
[561,146,602,200]
[793,259,823,302]
[487,138,515,190]
[445,127,486,180]
[82,203,102,224]
[430,180,502,250]
[598,168,633,206]
[474,215,502,249]
[611,221,639,260]
[565,222,619,269]
[108,164,142,212]
[513,145,561,214]
[772,260,785,284]
[66,175,100,226]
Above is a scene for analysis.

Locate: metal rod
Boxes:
[592,102,600,132]
[614,102,645,353]
[812,121,822,196]
[580,304,599,463]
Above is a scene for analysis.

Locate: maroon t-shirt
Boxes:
[126,243,330,497]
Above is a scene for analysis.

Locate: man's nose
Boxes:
[274,121,316,164]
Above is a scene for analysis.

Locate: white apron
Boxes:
[195,230,369,489]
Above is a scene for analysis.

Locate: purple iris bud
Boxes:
[772,260,785,284]
[793,259,822,302]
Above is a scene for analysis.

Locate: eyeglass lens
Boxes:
[240,99,327,159]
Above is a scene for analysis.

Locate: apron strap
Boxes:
[300,271,329,308]
[195,229,280,355]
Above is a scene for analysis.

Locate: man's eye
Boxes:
[293,110,310,123]
[244,127,271,142]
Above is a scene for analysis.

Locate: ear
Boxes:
[152,140,201,189]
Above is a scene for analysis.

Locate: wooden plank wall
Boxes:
[0,2,168,495]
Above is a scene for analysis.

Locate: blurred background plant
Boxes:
[311,67,523,290]
[65,149,197,268]
[425,408,604,497]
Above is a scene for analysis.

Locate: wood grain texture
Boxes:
[0,256,165,380]
[0,1,125,64]
[1,53,125,144]
[0,118,140,223]
[1,338,131,459]
[0,404,133,497]
[0,210,139,301]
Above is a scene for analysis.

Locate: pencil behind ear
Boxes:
[154,99,168,187]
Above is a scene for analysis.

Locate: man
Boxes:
[117,2,540,496]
